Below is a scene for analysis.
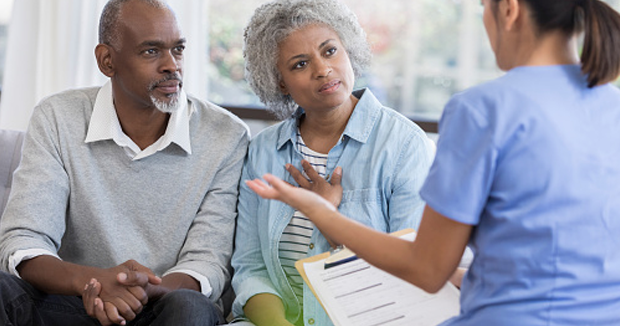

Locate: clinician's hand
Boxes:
[247,173,337,218]
[286,161,343,208]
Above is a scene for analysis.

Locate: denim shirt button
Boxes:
[308,318,315,325]
[309,243,315,250]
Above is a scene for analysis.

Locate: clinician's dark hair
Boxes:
[493,0,620,87]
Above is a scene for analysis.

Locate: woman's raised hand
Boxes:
[285,160,343,208]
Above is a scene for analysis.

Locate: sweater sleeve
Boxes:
[164,124,250,301]
[0,102,71,271]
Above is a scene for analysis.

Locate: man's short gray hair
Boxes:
[99,0,169,50]
[243,0,372,119]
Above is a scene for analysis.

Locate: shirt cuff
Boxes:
[163,269,213,297]
[9,249,60,278]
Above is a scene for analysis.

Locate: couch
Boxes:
[0,129,25,218]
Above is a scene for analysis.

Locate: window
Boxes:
[208,0,620,128]
[0,0,14,97]
[1,0,620,128]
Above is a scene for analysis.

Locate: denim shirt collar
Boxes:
[275,88,381,150]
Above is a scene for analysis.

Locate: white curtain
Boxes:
[0,0,208,131]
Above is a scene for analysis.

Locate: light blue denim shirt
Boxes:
[231,88,434,326]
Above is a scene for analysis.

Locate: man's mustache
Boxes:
[149,73,183,91]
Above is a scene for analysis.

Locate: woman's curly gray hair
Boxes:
[243,0,372,119]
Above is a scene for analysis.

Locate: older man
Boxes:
[0,0,249,325]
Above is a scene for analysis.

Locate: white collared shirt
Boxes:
[85,81,194,160]
[10,81,214,297]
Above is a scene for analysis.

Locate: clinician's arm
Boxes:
[247,174,472,293]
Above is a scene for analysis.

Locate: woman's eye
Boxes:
[294,61,307,69]
[326,47,337,56]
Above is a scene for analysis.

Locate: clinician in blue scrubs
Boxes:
[245,0,620,325]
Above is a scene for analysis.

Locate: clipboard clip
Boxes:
[324,245,358,269]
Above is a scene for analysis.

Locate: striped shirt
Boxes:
[278,130,328,306]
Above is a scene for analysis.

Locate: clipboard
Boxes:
[295,228,415,312]
[294,228,460,326]
[295,250,331,311]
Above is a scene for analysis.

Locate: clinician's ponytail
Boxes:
[579,0,620,87]
[504,0,620,87]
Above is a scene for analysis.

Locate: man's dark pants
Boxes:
[0,271,224,326]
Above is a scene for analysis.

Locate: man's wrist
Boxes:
[145,283,170,301]
[71,265,100,296]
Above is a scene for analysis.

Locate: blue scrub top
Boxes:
[421,65,620,325]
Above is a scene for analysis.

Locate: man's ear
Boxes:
[279,80,289,95]
[95,44,115,77]
[499,0,521,32]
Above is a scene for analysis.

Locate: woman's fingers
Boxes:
[286,164,311,188]
[301,160,322,183]
[329,166,343,186]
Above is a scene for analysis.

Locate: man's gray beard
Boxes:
[150,94,180,113]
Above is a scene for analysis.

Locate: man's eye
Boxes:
[174,45,185,53]
[144,49,158,55]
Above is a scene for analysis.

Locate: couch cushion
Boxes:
[0,129,25,218]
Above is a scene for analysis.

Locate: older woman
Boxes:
[247,0,620,325]
[230,0,435,325]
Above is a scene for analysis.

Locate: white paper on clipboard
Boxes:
[302,232,460,326]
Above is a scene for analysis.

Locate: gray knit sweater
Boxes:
[0,87,250,300]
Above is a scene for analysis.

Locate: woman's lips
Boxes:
[319,80,341,93]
